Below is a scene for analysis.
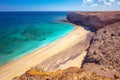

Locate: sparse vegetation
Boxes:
[14,67,114,80]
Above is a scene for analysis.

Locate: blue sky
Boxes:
[0,0,120,11]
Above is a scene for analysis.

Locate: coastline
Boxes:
[0,25,91,80]
[0,22,74,66]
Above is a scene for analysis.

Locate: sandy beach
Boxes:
[0,25,92,80]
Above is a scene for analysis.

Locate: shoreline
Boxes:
[0,25,91,80]
[0,23,74,67]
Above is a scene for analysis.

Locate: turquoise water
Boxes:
[0,12,74,66]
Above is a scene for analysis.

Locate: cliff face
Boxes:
[86,22,120,73]
[67,11,120,79]
[67,11,120,31]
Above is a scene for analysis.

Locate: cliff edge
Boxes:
[85,22,120,74]
[67,11,120,31]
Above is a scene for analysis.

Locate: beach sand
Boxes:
[0,25,92,80]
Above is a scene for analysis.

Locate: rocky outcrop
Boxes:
[13,67,113,80]
[85,22,120,74]
[67,11,120,31]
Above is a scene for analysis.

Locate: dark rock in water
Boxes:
[60,19,68,22]
[67,11,120,31]
[85,22,120,74]
[38,37,46,41]
[22,27,46,40]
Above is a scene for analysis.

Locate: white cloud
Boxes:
[103,1,113,6]
[82,0,94,6]
[104,2,112,6]
[99,0,105,2]
[109,0,116,2]
[82,0,120,7]
[83,0,93,3]
[92,3,99,6]
[86,0,92,1]
[117,2,120,5]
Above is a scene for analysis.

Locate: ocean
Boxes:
[0,12,74,66]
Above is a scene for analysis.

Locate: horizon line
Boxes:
[0,10,120,12]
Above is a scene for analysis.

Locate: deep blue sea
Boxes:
[0,12,74,66]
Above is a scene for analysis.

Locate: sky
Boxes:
[0,0,120,11]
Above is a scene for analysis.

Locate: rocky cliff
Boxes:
[67,11,120,79]
[85,22,120,74]
[67,11,120,31]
